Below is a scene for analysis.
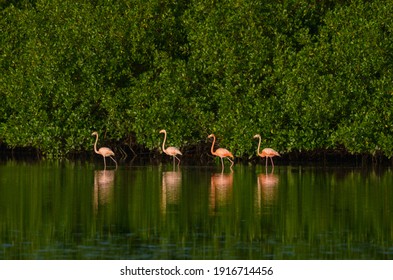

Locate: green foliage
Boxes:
[0,0,392,158]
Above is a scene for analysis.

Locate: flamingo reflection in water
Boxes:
[209,172,233,215]
[255,169,279,215]
[94,170,115,212]
[161,171,182,215]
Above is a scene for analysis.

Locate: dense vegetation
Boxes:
[1,0,393,159]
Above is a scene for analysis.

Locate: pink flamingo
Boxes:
[92,131,118,169]
[253,134,280,168]
[208,134,234,172]
[160,129,182,166]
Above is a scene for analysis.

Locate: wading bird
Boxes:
[208,134,234,172]
[159,129,182,166]
[253,134,280,168]
[92,131,118,169]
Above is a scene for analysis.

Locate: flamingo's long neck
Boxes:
[94,133,99,154]
[162,131,167,153]
[256,135,261,155]
[210,135,216,156]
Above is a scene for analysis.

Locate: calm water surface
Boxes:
[1,160,393,260]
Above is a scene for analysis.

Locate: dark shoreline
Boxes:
[1,143,392,167]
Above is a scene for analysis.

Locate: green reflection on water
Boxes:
[1,161,393,259]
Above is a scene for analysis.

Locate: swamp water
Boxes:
[1,160,393,260]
